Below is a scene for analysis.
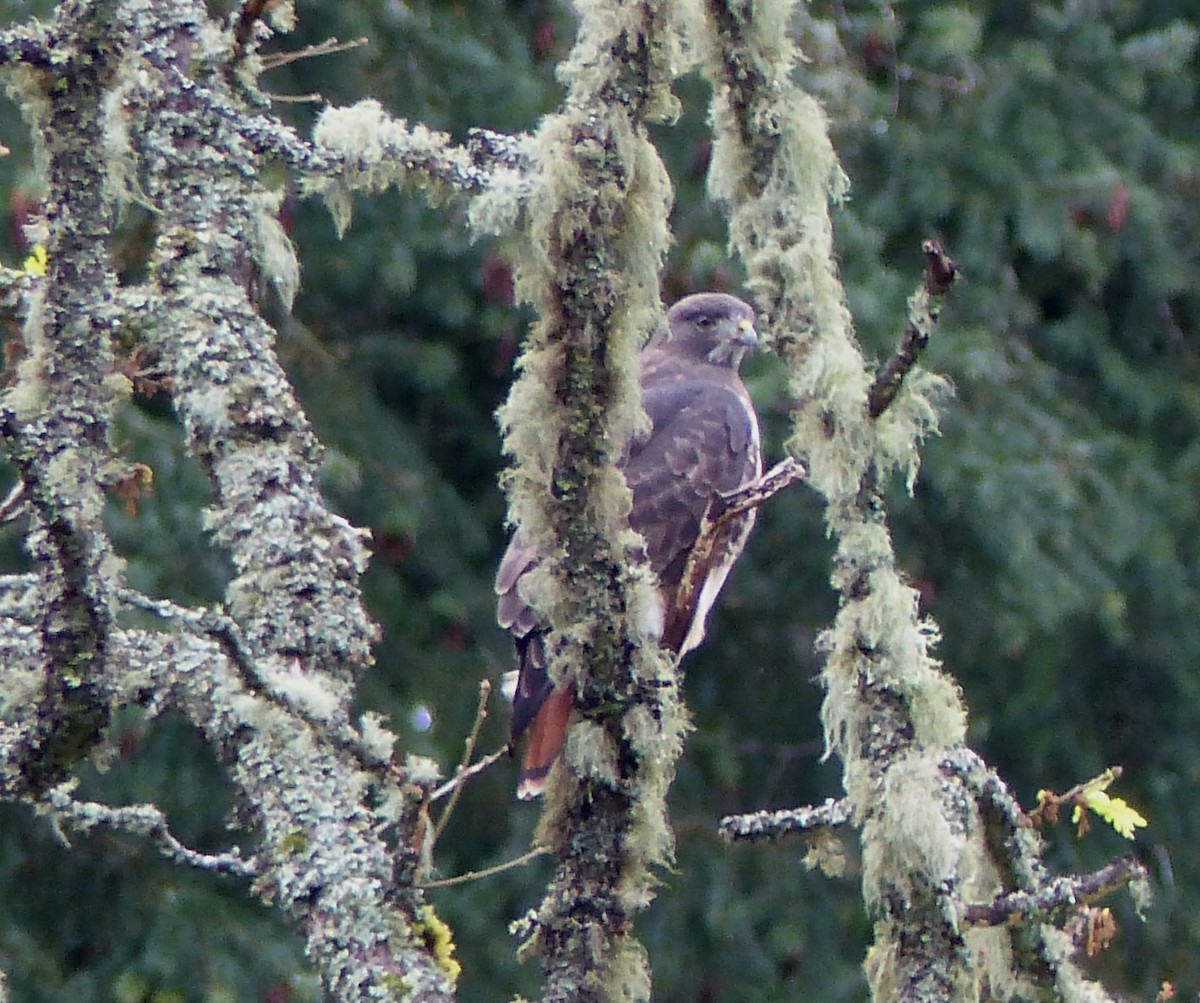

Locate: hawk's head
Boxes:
[663,293,758,369]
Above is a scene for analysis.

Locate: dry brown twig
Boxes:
[261,37,369,72]
[432,680,496,839]
[672,458,806,643]
[1029,764,1126,833]
[867,238,959,419]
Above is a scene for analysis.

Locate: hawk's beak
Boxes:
[733,317,758,350]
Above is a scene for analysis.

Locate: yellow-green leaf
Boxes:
[1074,789,1148,839]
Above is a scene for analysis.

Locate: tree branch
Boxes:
[116,5,451,992]
[719,796,850,843]
[672,459,804,643]
[39,785,259,877]
[0,0,128,798]
[867,239,960,419]
[695,4,1121,1002]
[494,2,686,999]
[962,857,1149,929]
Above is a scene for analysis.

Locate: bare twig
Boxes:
[867,238,959,419]
[263,91,324,104]
[720,796,851,843]
[962,856,1149,929]
[419,846,549,889]
[432,680,492,840]
[261,36,368,72]
[430,745,509,803]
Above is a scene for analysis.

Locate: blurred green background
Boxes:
[1,0,1199,999]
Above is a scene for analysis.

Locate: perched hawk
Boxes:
[495,293,762,798]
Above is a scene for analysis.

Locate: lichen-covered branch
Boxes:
[38,785,260,877]
[962,858,1149,930]
[0,2,463,998]
[493,1,687,999]
[719,796,850,843]
[173,77,533,220]
[695,4,1135,1001]
[0,0,127,798]
[109,3,450,997]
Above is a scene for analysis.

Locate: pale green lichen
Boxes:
[311,99,477,236]
[265,0,297,32]
[403,754,442,788]
[358,711,397,765]
[565,720,621,787]
[98,79,140,210]
[873,368,954,494]
[257,656,342,723]
[249,188,301,310]
[860,752,967,911]
[803,830,847,878]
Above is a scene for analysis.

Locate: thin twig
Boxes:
[432,680,492,841]
[867,238,959,419]
[961,856,1148,929]
[419,845,549,889]
[263,91,324,104]
[261,36,368,72]
[1028,765,1125,829]
[430,745,509,803]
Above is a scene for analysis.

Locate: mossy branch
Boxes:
[697,3,1132,1002]
[493,1,685,999]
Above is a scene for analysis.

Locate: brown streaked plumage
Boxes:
[496,293,762,798]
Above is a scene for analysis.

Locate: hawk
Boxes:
[495,293,762,798]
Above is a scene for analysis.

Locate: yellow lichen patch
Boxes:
[413,905,461,987]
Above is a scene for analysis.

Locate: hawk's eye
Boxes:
[694,314,715,329]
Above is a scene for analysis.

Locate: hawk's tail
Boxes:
[515,683,573,799]
[509,631,571,799]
